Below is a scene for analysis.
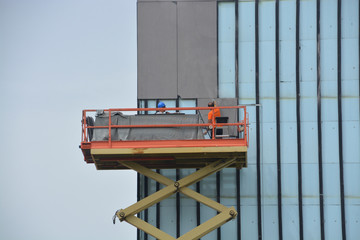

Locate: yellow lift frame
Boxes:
[114,159,238,240]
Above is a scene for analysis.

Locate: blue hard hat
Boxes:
[158,102,166,108]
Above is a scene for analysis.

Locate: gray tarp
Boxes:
[92,112,204,141]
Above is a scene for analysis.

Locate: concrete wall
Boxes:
[137,0,218,99]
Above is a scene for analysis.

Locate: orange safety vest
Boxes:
[208,108,221,122]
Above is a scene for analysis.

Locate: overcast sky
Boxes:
[0,0,138,239]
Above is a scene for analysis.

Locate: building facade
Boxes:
[137,0,360,239]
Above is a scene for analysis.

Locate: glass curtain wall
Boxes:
[218,0,360,240]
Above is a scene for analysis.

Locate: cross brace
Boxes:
[114,159,238,240]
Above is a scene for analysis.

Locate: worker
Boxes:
[207,101,221,123]
[155,102,169,114]
[204,101,221,138]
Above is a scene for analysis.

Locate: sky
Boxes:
[0,0,138,239]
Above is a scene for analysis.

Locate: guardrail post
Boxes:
[108,110,112,147]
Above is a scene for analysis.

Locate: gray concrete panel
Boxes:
[177,1,218,99]
[137,1,178,99]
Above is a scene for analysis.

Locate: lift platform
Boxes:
[80,106,248,240]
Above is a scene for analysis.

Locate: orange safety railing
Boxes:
[81,106,248,146]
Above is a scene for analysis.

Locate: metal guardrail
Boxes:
[81,106,248,146]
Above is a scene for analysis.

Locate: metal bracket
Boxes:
[115,158,238,240]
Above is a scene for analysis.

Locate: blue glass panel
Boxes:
[279,41,296,83]
[262,123,277,164]
[303,205,321,240]
[299,40,317,82]
[241,205,258,240]
[281,163,299,205]
[344,163,360,205]
[342,39,359,81]
[322,122,339,164]
[182,181,199,235]
[148,204,157,240]
[261,97,276,123]
[179,99,196,114]
[147,100,157,114]
[220,168,237,200]
[219,2,235,98]
[240,164,257,206]
[324,204,342,240]
[239,42,256,85]
[320,0,337,40]
[139,100,146,114]
[221,214,237,239]
[238,0,255,101]
[321,81,338,121]
[343,122,360,164]
[263,205,279,240]
[300,0,316,40]
[301,122,319,164]
[341,0,359,39]
[282,205,300,240]
[300,97,317,122]
[247,124,257,165]
[200,169,217,240]
[258,1,275,41]
[148,177,158,237]
[239,1,255,42]
[262,163,277,205]
[279,0,296,41]
[279,87,296,121]
[220,168,237,239]
[302,163,320,205]
[280,122,298,164]
[345,204,360,239]
[320,39,337,81]
[259,43,275,83]
[239,42,255,84]
[219,82,236,98]
[179,195,197,236]
[159,169,176,237]
[162,100,176,108]
[323,163,340,205]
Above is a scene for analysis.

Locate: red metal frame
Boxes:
[80,106,248,163]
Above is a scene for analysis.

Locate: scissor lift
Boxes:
[80,106,248,240]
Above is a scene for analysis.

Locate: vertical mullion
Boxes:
[196,168,201,240]
[137,100,141,240]
[316,0,325,239]
[216,2,219,98]
[275,1,283,240]
[234,1,239,238]
[137,173,141,240]
[295,1,304,240]
[176,169,180,238]
[235,0,239,99]
[156,170,161,230]
[255,1,262,240]
[144,176,148,240]
[236,168,241,240]
[337,0,346,239]
[216,171,221,240]
[144,100,148,240]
